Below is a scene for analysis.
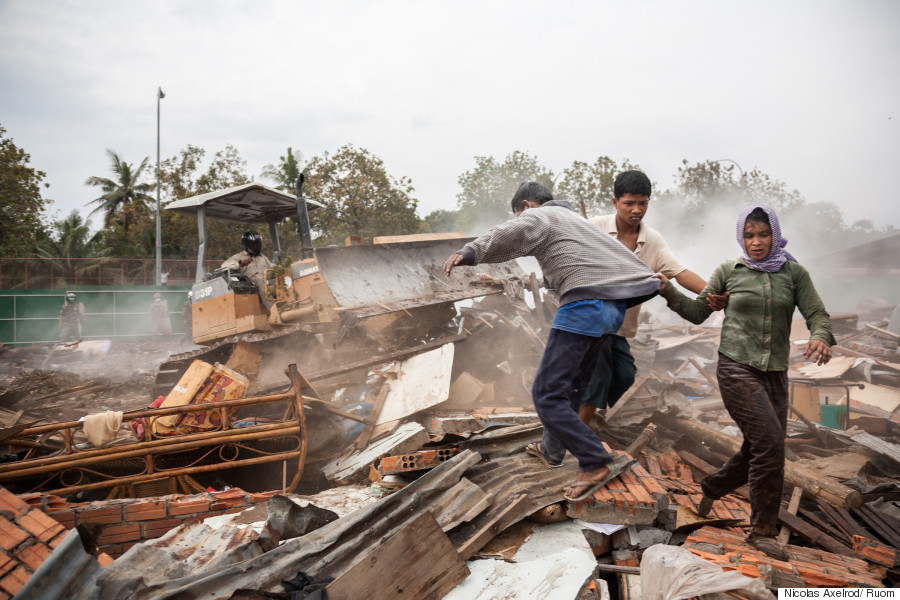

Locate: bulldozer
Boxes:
[154,177,528,396]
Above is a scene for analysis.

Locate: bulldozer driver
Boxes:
[221,231,274,310]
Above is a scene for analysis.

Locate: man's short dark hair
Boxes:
[510,182,554,213]
[613,171,652,199]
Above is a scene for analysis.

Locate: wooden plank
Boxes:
[688,357,719,391]
[798,508,851,544]
[456,493,531,561]
[528,272,544,327]
[778,508,856,557]
[354,385,389,450]
[373,231,467,244]
[822,501,872,540]
[326,511,469,600]
[777,487,803,544]
[854,506,900,550]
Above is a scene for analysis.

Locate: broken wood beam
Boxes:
[656,413,863,509]
[605,376,651,422]
[778,508,856,557]
[625,423,658,458]
[788,404,829,448]
[777,486,803,545]
[456,493,532,561]
[688,357,719,391]
[815,499,873,541]
[853,505,900,550]
[354,384,390,450]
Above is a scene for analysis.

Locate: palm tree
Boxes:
[261,147,303,192]
[85,149,154,234]
[31,211,113,287]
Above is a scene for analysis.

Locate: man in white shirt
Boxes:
[579,170,724,426]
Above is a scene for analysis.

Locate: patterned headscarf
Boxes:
[736,203,797,273]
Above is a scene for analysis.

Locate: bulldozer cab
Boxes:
[166,183,325,343]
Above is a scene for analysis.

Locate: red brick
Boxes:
[0,490,29,520]
[141,518,183,539]
[15,494,43,510]
[0,565,31,596]
[168,498,210,516]
[126,501,167,521]
[15,541,51,571]
[224,505,251,514]
[249,491,279,503]
[78,505,124,525]
[43,495,72,512]
[0,519,28,552]
[199,511,225,522]
[98,523,141,545]
[48,510,76,530]
[17,510,65,543]
[98,544,123,559]
[211,495,250,509]
[210,488,247,500]
[97,552,115,567]
[0,588,11,600]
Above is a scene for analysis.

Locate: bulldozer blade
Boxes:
[315,238,526,317]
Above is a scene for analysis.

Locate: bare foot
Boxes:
[564,464,610,500]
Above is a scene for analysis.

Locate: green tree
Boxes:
[85,149,154,235]
[149,144,253,261]
[304,144,421,246]
[658,159,804,215]
[261,147,303,192]
[30,211,112,287]
[421,209,466,234]
[555,156,640,216]
[455,151,554,231]
[0,124,50,256]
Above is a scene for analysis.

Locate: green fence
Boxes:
[0,287,192,347]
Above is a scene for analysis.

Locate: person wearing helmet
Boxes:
[59,291,84,343]
[181,291,193,344]
[149,292,171,337]
[220,231,274,309]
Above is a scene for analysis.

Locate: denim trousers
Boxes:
[534,328,614,472]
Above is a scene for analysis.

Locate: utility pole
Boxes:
[156,86,166,286]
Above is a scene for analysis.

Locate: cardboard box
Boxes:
[175,363,248,434]
[153,360,215,431]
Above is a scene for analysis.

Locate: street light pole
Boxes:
[155,87,165,286]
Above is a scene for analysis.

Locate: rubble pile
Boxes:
[1,290,900,598]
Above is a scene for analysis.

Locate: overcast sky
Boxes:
[2,0,899,231]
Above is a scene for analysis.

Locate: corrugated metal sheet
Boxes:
[80,450,487,599]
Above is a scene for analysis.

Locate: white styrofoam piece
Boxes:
[445,520,596,600]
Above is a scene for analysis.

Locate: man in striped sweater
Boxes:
[443,182,661,501]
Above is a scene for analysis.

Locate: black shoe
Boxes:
[696,495,714,517]
[747,535,789,561]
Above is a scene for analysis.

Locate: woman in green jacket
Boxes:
[658,204,835,560]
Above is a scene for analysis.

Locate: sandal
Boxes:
[564,456,637,502]
[525,442,563,468]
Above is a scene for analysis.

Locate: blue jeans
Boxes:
[533,328,614,472]
[582,335,636,409]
